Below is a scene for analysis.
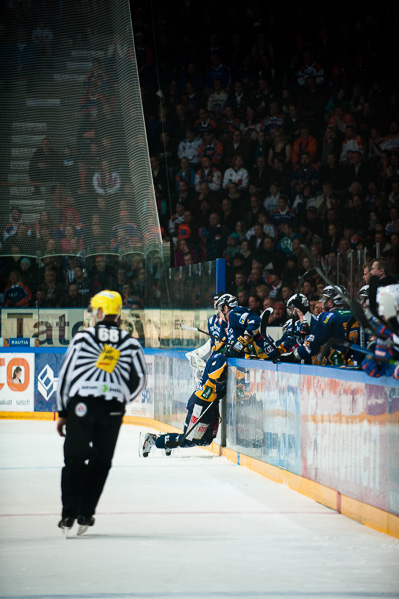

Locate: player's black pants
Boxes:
[61,396,125,519]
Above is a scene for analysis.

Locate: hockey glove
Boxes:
[277,350,300,363]
[298,321,310,336]
[361,357,382,377]
[230,335,251,357]
[375,325,393,340]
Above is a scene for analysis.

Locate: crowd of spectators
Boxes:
[0,1,398,318]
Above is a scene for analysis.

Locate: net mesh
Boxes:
[0,0,162,261]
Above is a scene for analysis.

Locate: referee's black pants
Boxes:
[61,396,125,519]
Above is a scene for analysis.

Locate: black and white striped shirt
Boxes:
[56,322,147,412]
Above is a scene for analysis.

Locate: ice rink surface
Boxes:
[0,420,398,599]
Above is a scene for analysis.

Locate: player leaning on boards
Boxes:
[56,290,147,537]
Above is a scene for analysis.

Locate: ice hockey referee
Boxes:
[56,290,147,537]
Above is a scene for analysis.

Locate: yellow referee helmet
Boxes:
[89,290,122,317]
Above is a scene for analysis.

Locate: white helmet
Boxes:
[377,284,399,331]
[287,293,310,314]
[215,293,238,311]
[321,285,346,306]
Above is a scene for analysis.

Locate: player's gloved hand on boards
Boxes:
[277,349,300,363]
[375,324,393,339]
[374,345,396,361]
[299,321,310,336]
[361,356,382,377]
[230,335,251,357]
[277,336,294,353]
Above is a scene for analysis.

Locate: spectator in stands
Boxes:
[205,52,231,91]
[172,180,195,210]
[284,105,302,142]
[290,152,320,198]
[292,126,318,166]
[370,258,397,287]
[223,128,251,168]
[319,152,348,190]
[60,225,84,255]
[64,282,88,308]
[222,155,249,191]
[89,256,116,294]
[174,238,199,266]
[92,158,121,197]
[194,156,222,192]
[267,130,292,168]
[3,207,31,242]
[241,106,261,142]
[262,101,285,144]
[205,212,228,260]
[271,196,296,232]
[43,268,64,308]
[177,128,202,167]
[297,49,324,87]
[29,137,61,193]
[339,125,365,165]
[199,130,224,165]
[227,80,250,118]
[249,155,269,195]
[4,271,32,307]
[194,108,217,138]
[248,294,262,315]
[173,104,193,143]
[263,182,283,215]
[320,127,341,166]
[258,236,287,273]
[207,79,228,119]
[269,301,287,325]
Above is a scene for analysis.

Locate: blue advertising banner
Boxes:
[34,352,65,412]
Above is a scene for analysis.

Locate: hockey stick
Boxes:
[164,400,216,448]
[326,338,399,365]
[260,307,273,337]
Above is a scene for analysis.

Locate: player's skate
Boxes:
[141,432,157,457]
[77,515,95,536]
[58,517,75,538]
[164,447,173,457]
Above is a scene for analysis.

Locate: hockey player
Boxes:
[185,293,227,379]
[361,283,399,379]
[56,290,147,536]
[142,351,227,455]
[276,293,317,362]
[285,285,360,365]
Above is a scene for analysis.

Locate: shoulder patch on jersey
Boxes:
[96,344,121,373]
[323,313,333,323]
[239,312,249,324]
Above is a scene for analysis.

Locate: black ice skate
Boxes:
[77,515,95,536]
[58,517,75,538]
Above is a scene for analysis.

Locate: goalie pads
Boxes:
[185,338,212,370]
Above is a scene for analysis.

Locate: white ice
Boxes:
[0,420,398,599]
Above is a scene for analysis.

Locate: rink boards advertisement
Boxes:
[226,361,399,518]
[0,308,210,349]
[1,347,398,517]
[0,349,154,418]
